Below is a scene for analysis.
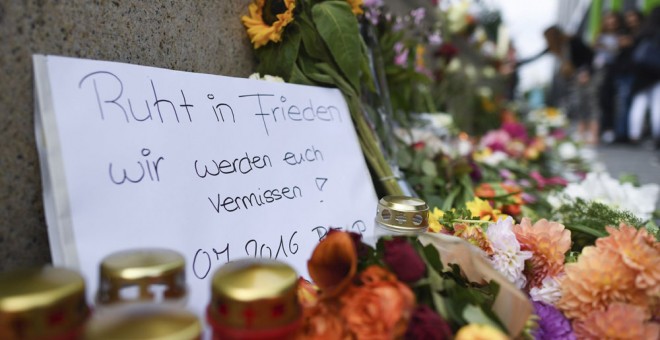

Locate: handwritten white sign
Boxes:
[33,55,378,315]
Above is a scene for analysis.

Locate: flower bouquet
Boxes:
[241,0,404,196]
[296,230,533,339]
[430,206,660,339]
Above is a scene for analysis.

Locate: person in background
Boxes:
[612,10,644,143]
[594,12,624,144]
[544,26,596,144]
[628,7,660,149]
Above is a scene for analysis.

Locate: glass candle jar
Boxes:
[0,267,89,339]
[95,248,187,309]
[83,303,201,339]
[206,259,301,340]
[373,195,429,239]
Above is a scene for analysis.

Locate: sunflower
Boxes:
[241,0,296,49]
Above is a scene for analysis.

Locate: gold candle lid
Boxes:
[208,259,300,330]
[83,304,201,340]
[375,195,429,232]
[0,267,89,339]
[97,248,186,305]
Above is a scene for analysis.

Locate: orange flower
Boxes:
[307,231,357,298]
[558,247,648,320]
[346,0,363,15]
[297,278,320,308]
[297,303,349,340]
[572,302,659,340]
[524,137,546,160]
[359,264,397,284]
[241,0,296,49]
[454,223,494,255]
[474,183,496,198]
[596,224,660,296]
[340,267,415,339]
[513,218,571,288]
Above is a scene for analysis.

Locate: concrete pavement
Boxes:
[596,141,660,211]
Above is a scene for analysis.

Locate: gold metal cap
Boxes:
[375,195,429,232]
[97,248,187,305]
[0,267,89,339]
[207,259,301,330]
[83,304,201,340]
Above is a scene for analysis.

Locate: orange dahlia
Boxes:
[241,0,296,49]
[557,246,648,320]
[596,224,660,296]
[454,223,494,255]
[572,302,659,340]
[513,218,571,288]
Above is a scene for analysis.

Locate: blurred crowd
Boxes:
[541,7,660,149]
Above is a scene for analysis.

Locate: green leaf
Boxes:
[312,1,361,92]
[431,291,450,319]
[297,17,333,63]
[421,159,437,177]
[256,24,302,80]
[462,305,505,331]
[397,147,413,168]
[315,62,356,96]
[289,63,316,86]
[442,187,461,211]
[297,57,335,85]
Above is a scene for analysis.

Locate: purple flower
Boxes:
[410,8,426,25]
[365,8,380,25]
[533,301,576,340]
[394,42,409,66]
[428,32,443,46]
[363,0,383,7]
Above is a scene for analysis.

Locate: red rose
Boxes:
[383,238,426,283]
[405,305,453,340]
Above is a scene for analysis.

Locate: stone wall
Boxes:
[0,0,255,270]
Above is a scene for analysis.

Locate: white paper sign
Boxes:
[33,55,378,315]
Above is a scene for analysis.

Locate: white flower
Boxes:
[530,275,563,305]
[248,73,285,83]
[557,142,578,160]
[486,217,533,289]
[480,150,508,166]
[560,172,659,221]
